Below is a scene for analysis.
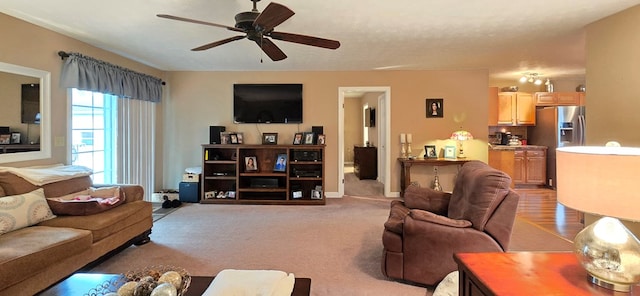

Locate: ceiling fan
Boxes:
[157,0,341,61]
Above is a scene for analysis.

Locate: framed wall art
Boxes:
[426,98,444,118]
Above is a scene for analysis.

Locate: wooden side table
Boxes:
[398,158,468,196]
[454,252,639,296]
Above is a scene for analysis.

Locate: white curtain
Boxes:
[117,98,156,201]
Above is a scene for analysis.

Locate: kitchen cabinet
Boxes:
[534,92,583,106]
[513,149,546,186]
[497,92,535,125]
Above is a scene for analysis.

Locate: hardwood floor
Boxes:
[514,187,584,241]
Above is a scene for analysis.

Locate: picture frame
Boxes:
[424,145,437,158]
[444,145,457,159]
[244,156,258,171]
[273,153,287,172]
[0,134,10,144]
[10,132,21,144]
[262,133,278,145]
[303,132,315,145]
[426,98,444,118]
[293,132,303,145]
[230,134,239,144]
[317,134,326,145]
[220,132,231,144]
[235,132,244,144]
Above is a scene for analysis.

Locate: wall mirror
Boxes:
[0,61,51,164]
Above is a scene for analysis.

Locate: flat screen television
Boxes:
[233,84,303,124]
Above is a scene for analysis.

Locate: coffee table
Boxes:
[39,273,311,296]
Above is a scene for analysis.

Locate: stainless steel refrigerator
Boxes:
[528,106,586,188]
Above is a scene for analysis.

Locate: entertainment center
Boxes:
[201,144,325,205]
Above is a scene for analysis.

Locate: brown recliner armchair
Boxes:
[381,160,520,286]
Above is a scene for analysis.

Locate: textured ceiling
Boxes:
[1,0,639,80]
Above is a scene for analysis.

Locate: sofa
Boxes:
[0,167,153,296]
[381,160,519,286]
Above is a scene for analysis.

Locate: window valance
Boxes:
[59,52,163,103]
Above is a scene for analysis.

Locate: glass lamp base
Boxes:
[588,274,633,292]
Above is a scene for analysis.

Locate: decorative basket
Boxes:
[84,265,191,296]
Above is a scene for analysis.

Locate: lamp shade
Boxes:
[556,146,640,222]
[450,130,473,141]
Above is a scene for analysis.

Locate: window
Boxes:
[70,89,117,184]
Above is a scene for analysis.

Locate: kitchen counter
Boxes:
[489,145,547,151]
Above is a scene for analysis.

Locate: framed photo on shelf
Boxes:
[444,145,456,159]
[220,132,231,144]
[11,132,21,144]
[244,156,258,171]
[424,145,437,158]
[230,134,239,144]
[273,153,287,172]
[0,134,10,144]
[317,134,326,145]
[303,132,315,145]
[293,133,303,145]
[235,133,244,144]
[262,133,278,145]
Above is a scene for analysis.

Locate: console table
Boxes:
[398,158,469,196]
[454,252,640,296]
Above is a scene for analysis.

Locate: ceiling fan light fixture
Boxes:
[534,78,543,85]
[519,76,528,83]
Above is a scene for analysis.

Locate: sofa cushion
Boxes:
[403,185,450,215]
[409,210,472,228]
[0,171,92,197]
[0,188,56,235]
[0,225,92,290]
[47,186,125,216]
[447,161,511,231]
[38,200,151,242]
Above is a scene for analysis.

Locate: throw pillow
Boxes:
[46,186,124,216]
[0,188,56,235]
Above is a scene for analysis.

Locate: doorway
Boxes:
[338,87,391,197]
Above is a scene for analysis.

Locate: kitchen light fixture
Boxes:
[519,73,544,85]
[556,146,640,292]
[450,130,473,158]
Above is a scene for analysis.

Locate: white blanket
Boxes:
[202,269,295,296]
[0,164,92,186]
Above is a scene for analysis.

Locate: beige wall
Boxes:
[164,70,489,194]
[343,96,362,163]
[586,4,640,146]
[584,5,640,234]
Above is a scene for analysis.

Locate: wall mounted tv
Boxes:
[233,84,303,124]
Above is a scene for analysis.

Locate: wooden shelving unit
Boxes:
[200,144,325,205]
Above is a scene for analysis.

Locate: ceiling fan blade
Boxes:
[269,31,341,49]
[253,3,295,33]
[254,38,287,61]
[157,14,244,33]
[192,35,246,51]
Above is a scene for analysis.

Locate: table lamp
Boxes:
[450,130,473,158]
[556,146,640,292]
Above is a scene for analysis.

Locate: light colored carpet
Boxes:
[90,196,572,296]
